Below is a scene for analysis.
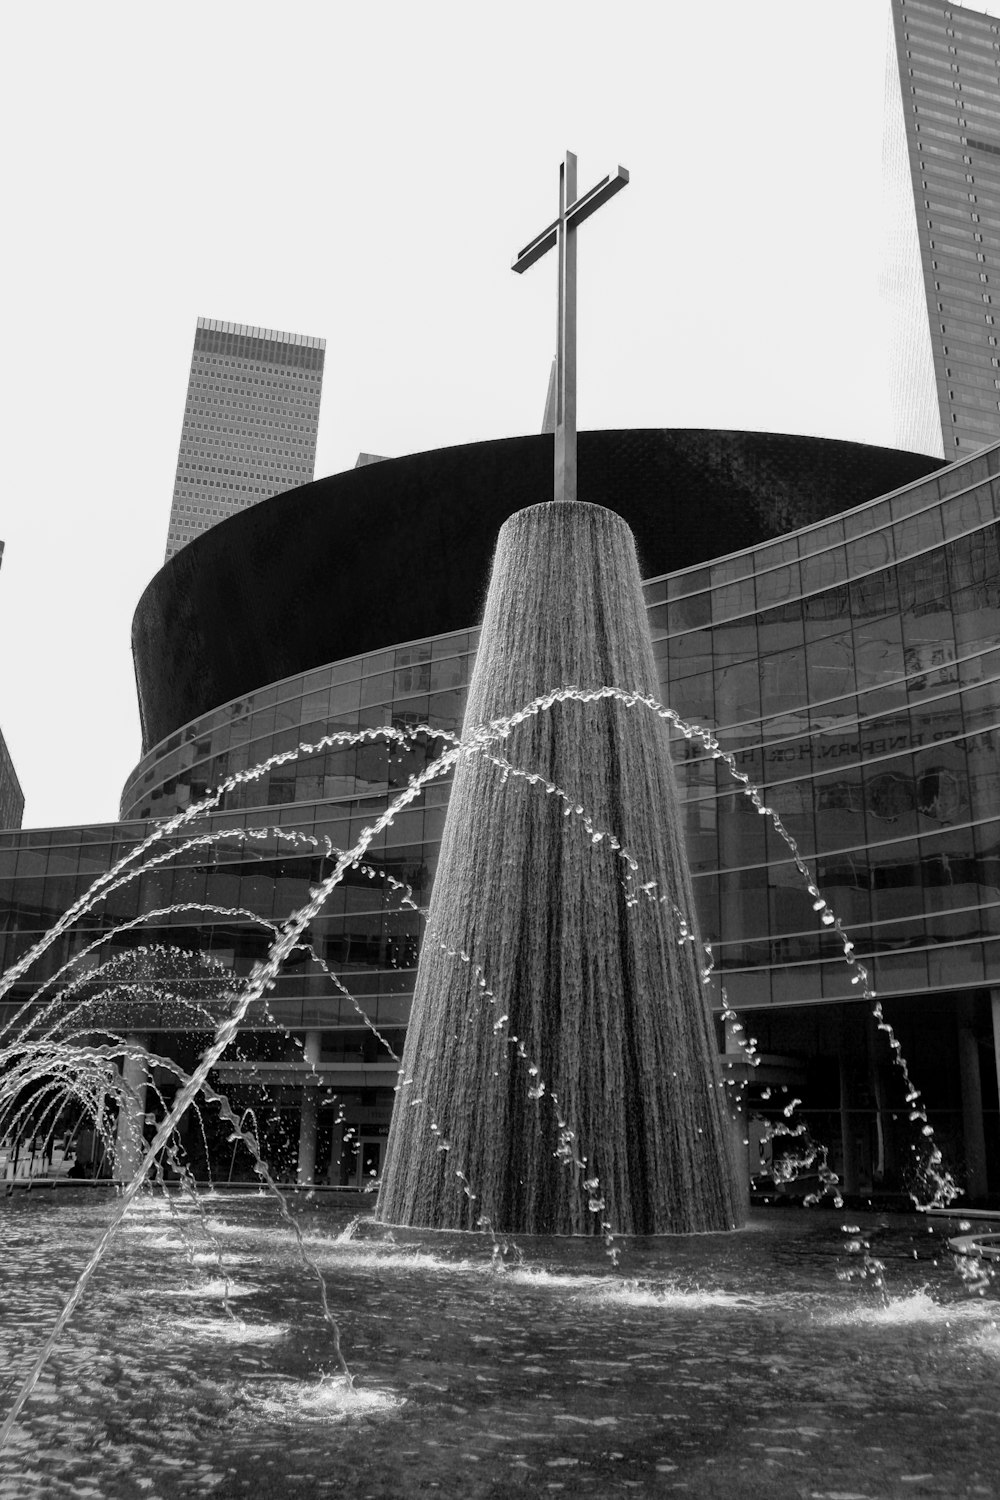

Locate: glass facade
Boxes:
[3,440,1000,1192]
[665,444,1000,1014]
[120,440,1000,1021]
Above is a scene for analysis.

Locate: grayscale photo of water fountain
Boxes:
[4,27,1000,1497]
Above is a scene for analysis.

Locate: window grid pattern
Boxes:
[2,448,1000,1032]
[892,0,1000,454]
[163,318,325,562]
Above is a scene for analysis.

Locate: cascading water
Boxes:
[0,565,972,1447]
[376,502,745,1236]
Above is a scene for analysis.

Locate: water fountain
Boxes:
[0,481,990,1485]
[2,146,998,1497]
[0,468,992,1485]
[0,662,998,1495]
[376,500,744,1237]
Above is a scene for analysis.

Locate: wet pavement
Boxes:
[0,1191,998,1498]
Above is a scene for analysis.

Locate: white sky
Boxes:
[3,0,997,832]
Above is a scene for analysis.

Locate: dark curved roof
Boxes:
[131,429,943,751]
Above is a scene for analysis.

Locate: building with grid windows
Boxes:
[16,428,1000,1208]
[163,318,325,562]
[889,0,1000,457]
[119,432,1000,1202]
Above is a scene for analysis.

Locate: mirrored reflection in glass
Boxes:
[803,585,851,645]
[719,967,772,1007]
[715,659,760,725]
[943,487,993,537]
[683,788,717,878]
[757,599,803,658]
[813,844,872,926]
[898,551,950,624]
[713,578,757,622]
[806,631,854,701]
[760,645,807,719]
[754,561,801,612]
[718,863,768,947]
[863,759,918,840]
[799,546,846,596]
[714,787,767,871]
[927,942,983,988]
[668,567,711,600]
[765,776,813,852]
[428,656,468,692]
[814,767,867,853]
[712,618,758,664]
[669,672,714,727]
[842,507,879,540]
[809,696,857,735]
[875,948,929,994]
[854,613,904,700]
[666,628,713,680]
[771,963,822,1005]
[893,508,944,560]
[670,591,711,630]
[846,531,895,579]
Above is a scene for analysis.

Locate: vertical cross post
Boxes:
[556,151,578,506]
[513,152,629,505]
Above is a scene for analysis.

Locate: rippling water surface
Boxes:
[1,1192,998,1498]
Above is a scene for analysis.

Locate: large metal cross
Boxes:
[512,151,629,504]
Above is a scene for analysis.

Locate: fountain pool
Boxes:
[1,1190,997,1499]
[0,488,986,1489]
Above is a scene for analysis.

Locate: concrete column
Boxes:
[992,990,1000,1126]
[721,1020,751,1219]
[958,1016,988,1202]
[867,1014,897,1186]
[328,1118,346,1186]
[113,1033,149,1183]
[297,1030,322,1185]
[839,1056,861,1198]
[725,1082,752,1221]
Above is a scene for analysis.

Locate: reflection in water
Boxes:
[1,1197,997,1499]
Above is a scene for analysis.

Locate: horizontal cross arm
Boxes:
[511,219,559,275]
[511,164,629,275]
[565,165,629,231]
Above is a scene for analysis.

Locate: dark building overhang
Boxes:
[131,429,943,753]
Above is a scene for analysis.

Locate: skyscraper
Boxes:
[889,0,1000,457]
[164,318,325,562]
[0,730,23,831]
[0,542,24,829]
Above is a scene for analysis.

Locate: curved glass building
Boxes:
[3,430,997,1199]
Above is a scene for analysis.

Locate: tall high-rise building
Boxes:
[164,318,325,562]
[889,0,1000,457]
[0,730,23,831]
[0,542,24,829]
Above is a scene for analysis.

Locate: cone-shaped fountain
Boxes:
[376,501,744,1235]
